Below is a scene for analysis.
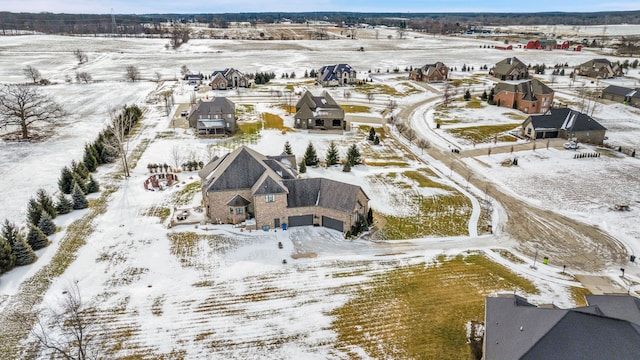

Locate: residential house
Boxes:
[493,78,554,114]
[521,107,607,144]
[602,85,640,107]
[199,146,369,232]
[294,90,346,131]
[185,73,202,84]
[210,68,250,90]
[409,62,449,82]
[483,294,640,360]
[489,57,529,80]
[187,97,237,136]
[574,58,623,79]
[318,64,357,87]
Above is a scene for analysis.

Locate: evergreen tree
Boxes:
[304,69,308,77]
[0,235,15,274]
[303,142,319,166]
[55,193,73,215]
[487,88,495,105]
[1,220,18,247]
[73,160,90,180]
[72,183,89,210]
[58,166,74,194]
[86,175,100,194]
[36,188,57,219]
[37,210,56,236]
[481,90,488,101]
[310,69,317,78]
[342,162,351,172]
[298,160,307,173]
[26,224,49,250]
[368,127,376,141]
[283,141,293,155]
[26,198,43,226]
[464,89,471,101]
[326,141,340,166]
[374,136,380,145]
[367,208,374,224]
[72,174,87,194]
[83,145,98,172]
[11,232,36,266]
[346,144,361,166]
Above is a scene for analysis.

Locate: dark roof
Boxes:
[585,294,640,325]
[602,85,638,98]
[283,178,366,212]
[227,194,251,206]
[319,64,355,82]
[188,97,235,127]
[294,90,344,120]
[485,294,640,360]
[253,175,288,195]
[492,57,527,77]
[494,79,553,101]
[525,108,607,132]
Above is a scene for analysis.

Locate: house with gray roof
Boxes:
[575,58,623,79]
[522,107,607,144]
[199,146,369,232]
[602,85,640,107]
[318,64,357,87]
[409,62,449,83]
[493,78,554,114]
[209,68,250,89]
[489,57,529,80]
[187,97,237,137]
[294,90,346,131]
[483,294,640,359]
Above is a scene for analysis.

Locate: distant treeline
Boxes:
[1,11,640,35]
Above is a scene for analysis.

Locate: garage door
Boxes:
[287,215,313,227]
[322,216,344,232]
[537,131,558,139]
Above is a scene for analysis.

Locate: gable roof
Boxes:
[283,178,367,212]
[493,57,527,77]
[227,194,251,206]
[188,97,235,127]
[485,294,640,360]
[319,64,355,82]
[526,108,606,132]
[295,90,344,119]
[602,85,638,98]
[494,79,553,101]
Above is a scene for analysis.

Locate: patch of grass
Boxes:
[151,296,165,316]
[497,134,518,142]
[357,125,388,141]
[128,138,151,171]
[237,121,261,136]
[261,113,287,130]
[331,254,538,359]
[142,206,171,223]
[570,286,592,307]
[172,182,201,206]
[446,123,521,143]
[341,104,371,113]
[492,249,526,264]
[504,112,528,120]
[399,82,423,95]
[404,169,449,189]
[154,131,176,139]
[366,161,409,167]
[436,119,463,125]
[353,83,405,97]
[464,100,483,109]
[273,103,296,114]
[236,104,255,115]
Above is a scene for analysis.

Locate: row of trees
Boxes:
[294,141,362,174]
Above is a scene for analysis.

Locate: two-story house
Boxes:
[294,90,346,131]
[318,64,357,87]
[493,78,554,114]
[489,57,529,80]
[409,62,449,83]
[210,68,250,90]
[187,97,237,136]
[574,59,623,79]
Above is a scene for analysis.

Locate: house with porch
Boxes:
[574,58,623,79]
[187,97,237,136]
[199,146,369,232]
[521,107,607,144]
[318,64,357,87]
[602,85,640,107]
[210,68,250,90]
[294,90,346,131]
[483,294,640,360]
[409,62,449,83]
[493,78,554,114]
[489,57,529,80]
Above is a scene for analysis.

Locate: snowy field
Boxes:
[0,27,639,358]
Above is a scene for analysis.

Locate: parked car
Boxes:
[564,141,579,150]
[180,110,188,117]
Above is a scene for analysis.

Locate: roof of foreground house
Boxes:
[283,178,368,212]
[525,107,606,132]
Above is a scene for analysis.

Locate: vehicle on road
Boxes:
[564,141,579,150]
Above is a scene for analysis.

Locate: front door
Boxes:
[274,218,280,228]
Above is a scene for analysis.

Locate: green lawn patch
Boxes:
[341,104,371,113]
[172,182,201,206]
[446,123,521,143]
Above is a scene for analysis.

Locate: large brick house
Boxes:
[199,146,369,232]
[409,62,449,82]
[489,57,529,80]
[574,59,623,79]
[294,90,346,131]
[187,97,237,136]
[493,79,554,114]
[318,64,357,87]
[521,107,607,144]
[210,68,250,90]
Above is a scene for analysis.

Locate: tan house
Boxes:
[409,62,449,82]
[574,59,623,79]
[521,107,607,144]
[210,68,250,89]
[187,97,237,136]
[489,57,529,80]
[294,90,346,131]
[493,79,554,114]
[199,146,369,232]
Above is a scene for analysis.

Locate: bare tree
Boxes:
[417,138,431,153]
[124,65,140,82]
[343,90,352,102]
[367,92,375,103]
[180,65,190,78]
[405,128,416,144]
[397,29,406,39]
[170,145,185,172]
[73,49,88,64]
[442,82,453,108]
[75,72,92,83]
[23,65,41,84]
[105,106,134,177]
[161,90,174,116]
[0,84,65,140]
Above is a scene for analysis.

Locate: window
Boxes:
[236,207,244,215]
[229,207,233,214]
[315,119,323,126]
[332,119,341,127]
[527,128,532,135]
[296,118,300,125]
[266,194,275,203]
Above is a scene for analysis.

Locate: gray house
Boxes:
[483,294,640,360]
[602,85,640,107]
[489,57,529,80]
[294,90,346,131]
[575,58,623,79]
[318,64,357,87]
[187,97,237,136]
[521,107,607,145]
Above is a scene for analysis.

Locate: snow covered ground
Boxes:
[0,28,639,357]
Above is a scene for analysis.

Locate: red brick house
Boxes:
[409,62,449,83]
[493,79,554,114]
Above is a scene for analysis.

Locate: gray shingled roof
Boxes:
[492,57,527,77]
[603,85,637,97]
[227,194,251,206]
[252,174,288,195]
[585,294,640,325]
[283,178,365,212]
[203,147,269,191]
[526,108,606,132]
[187,97,235,127]
[319,64,355,82]
[494,79,553,101]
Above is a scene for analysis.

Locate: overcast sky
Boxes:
[3,0,638,14]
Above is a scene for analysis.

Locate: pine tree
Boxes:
[367,208,374,224]
[12,232,36,266]
[72,183,89,210]
[283,141,293,155]
[72,174,87,194]
[481,90,488,101]
[464,89,471,101]
[55,193,73,215]
[27,224,49,250]
[73,160,90,180]
[298,160,307,173]
[26,198,43,226]
[374,136,380,145]
[0,235,15,274]
[58,166,74,194]
[368,127,376,141]
[36,189,57,219]
[347,144,361,166]
[342,162,351,172]
[86,175,100,194]
[326,141,339,166]
[37,210,56,236]
[83,145,98,172]
[303,142,319,166]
